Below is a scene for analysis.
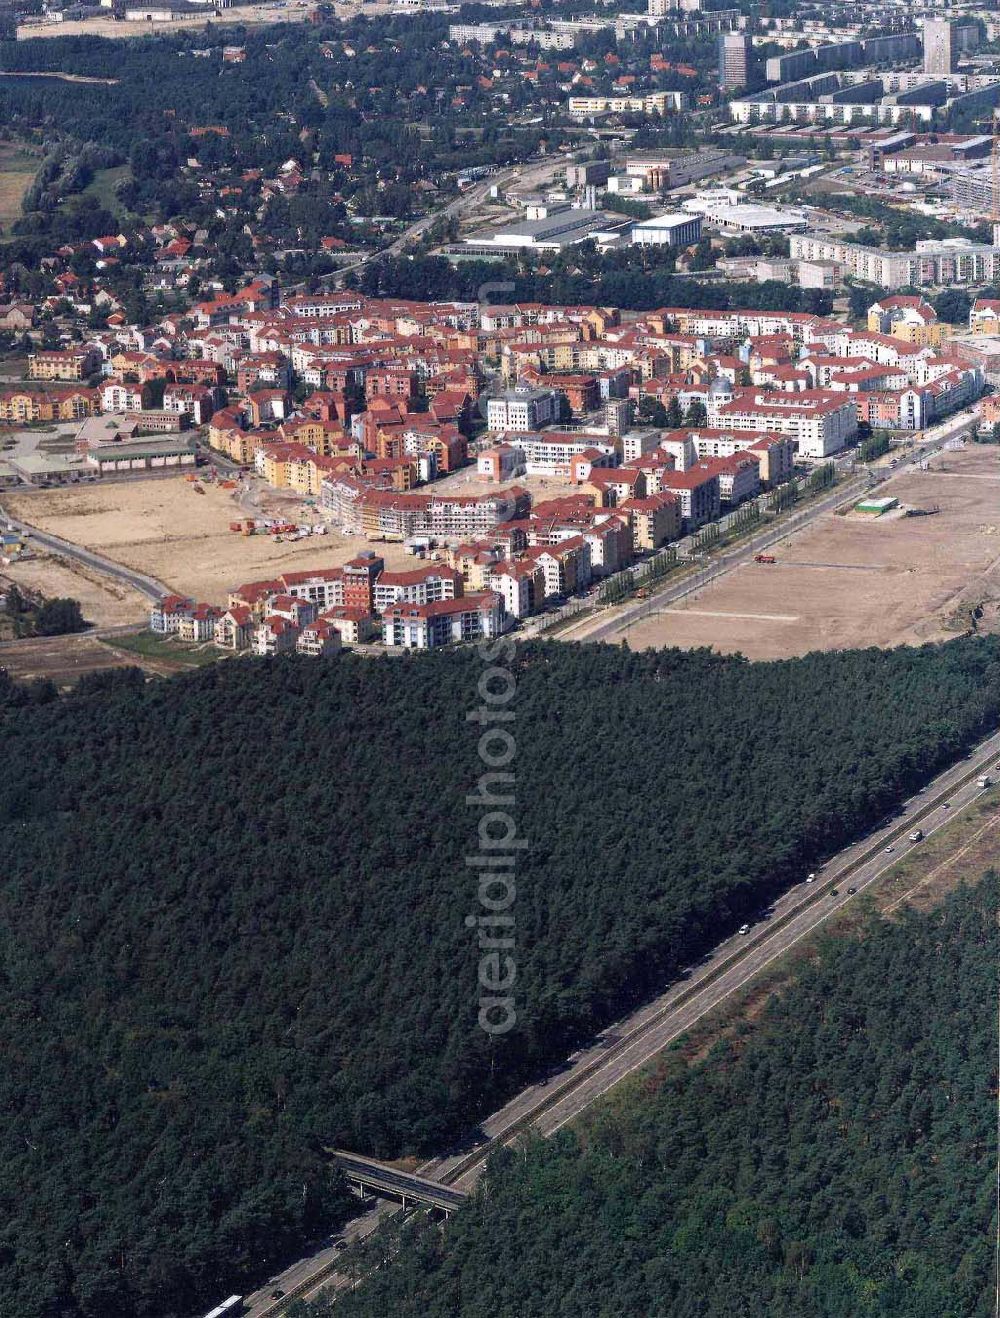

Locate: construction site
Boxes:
[2,474,415,607]
[605,444,1000,660]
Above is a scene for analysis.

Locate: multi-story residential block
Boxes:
[969,298,1000,335]
[709,389,857,459]
[28,348,100,381]
[296,618,342,656]
[342,553,384,613]
[866,296,942,346]
[382,591,504,649]
[567,91,687,118]
[150,594,194,633]
[620,491,682,550]
[790,234,1000,290]
[0,388,98,423]
[923,18,955,76]
[659,469,721,530]
[487,560,545,619]
[527,537,592,597]
[486,388,561,431]
[320,606,380,646]
[718,32,751,91]
[583,515,633,577]
[478,444,526,483]
[253,615,300,655]
[101,381,144,414]
[214,606,255,651]
[177,603,221,643]
[372,566,463,612]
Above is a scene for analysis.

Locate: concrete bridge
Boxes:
[331,1150,468,1216]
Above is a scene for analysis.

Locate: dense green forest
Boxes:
[351,252,834,315]
[323,877,999,1318]
[1,638,1000,1314]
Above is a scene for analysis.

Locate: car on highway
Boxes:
[830,888,839,896]
[942,801,950,808]
[738,923,751,935]
[270,1291,286,1301]
[805,873,816,883]
[884,845,894,853]
[847,886,857,895]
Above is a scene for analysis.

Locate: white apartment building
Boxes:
[487,388,561,431]
[709,389,857,458]
[790,234,1000,289]
[491,431,618,478]
[487,561,543,619]
[567,92,687,118]
[674,428,796,486]
[382,592,504,649]
[101,381,144,413]
[372,567,461,612]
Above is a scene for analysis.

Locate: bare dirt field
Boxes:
[616,445,1000,660]
[0,632,157,687]
[4,477,415,604]
[433,467,581,503]
[3,552,148,625]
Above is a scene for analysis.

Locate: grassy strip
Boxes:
[101,631,227,667]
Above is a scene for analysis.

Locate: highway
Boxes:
[420,728,1000,1188]
[240,717,1000,1315]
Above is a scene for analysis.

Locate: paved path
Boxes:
[0,507,170,603]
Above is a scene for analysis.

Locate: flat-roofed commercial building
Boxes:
[630,213,703,247]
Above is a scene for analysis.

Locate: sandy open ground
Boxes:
[616,445,1000,660]
[2,552,149,625]
[4,478,415,605]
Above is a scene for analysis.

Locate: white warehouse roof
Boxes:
[632,212,698,229]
